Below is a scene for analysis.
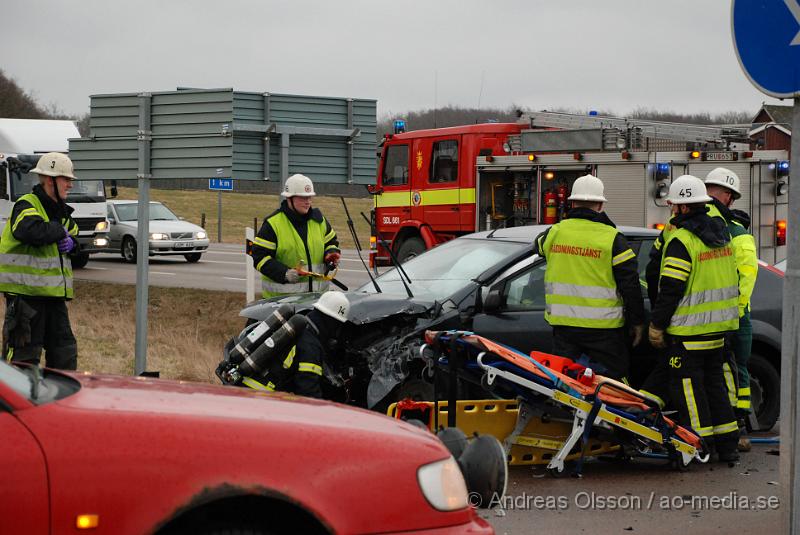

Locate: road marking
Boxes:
[205,251,247,256]
[82,266,109,271]
[224,276,246,281]
[150,271,176,276]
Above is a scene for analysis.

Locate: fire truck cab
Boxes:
[373,123,522,262]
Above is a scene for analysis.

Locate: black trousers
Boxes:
[4,295,77,370]
[552,326,629,380]
[666,337,738,453]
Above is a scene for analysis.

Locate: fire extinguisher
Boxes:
[556,183,569,221]
[543,190,557,224]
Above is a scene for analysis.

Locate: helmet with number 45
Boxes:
[667,175,712,205]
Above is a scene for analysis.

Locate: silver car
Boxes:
[106,200,210,263]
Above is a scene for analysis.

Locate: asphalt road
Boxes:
[75,244,377,293]
[479,437,780,534]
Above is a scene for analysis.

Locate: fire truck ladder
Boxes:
[521,111,750,146]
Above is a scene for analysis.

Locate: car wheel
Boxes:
[122,236,137,263]
[396,237,425,263]
[184,253,202,263]
[749,352,780,432]
[70,252,90,269]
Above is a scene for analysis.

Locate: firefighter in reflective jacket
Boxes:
[648,175,740,462]
[243,291,350,398]
[704,168,758,418]
[534,174,645,380]
[0,152,80,370]
[251,174,340,298]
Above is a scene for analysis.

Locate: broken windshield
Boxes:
[359,238,528,300]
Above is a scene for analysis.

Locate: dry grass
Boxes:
[115,187,374,249]
[0,281,245,382]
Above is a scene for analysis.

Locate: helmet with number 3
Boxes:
[704,167,741,199]
[667,175,712,205]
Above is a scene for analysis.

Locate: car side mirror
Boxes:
[483,288,504,314]
[108,216,116,224]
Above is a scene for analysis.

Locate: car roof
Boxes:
[465,224,660,243]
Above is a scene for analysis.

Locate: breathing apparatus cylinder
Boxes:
[238,314,309,377]
[229,304,295,364]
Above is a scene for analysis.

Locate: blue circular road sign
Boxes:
[732,0,800,97]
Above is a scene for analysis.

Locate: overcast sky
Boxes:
[1,0,787,119]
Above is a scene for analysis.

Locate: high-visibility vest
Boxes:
[542,218,629,329]
[260,212,331,298]
[661,228,739,336]
[658,205,757,317]
[706,204,758,317]
[0,193,73,298]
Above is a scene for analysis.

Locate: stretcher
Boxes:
[416,330,709,475]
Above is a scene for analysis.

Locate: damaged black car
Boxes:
[225,225,784,430]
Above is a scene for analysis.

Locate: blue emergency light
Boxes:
[657,163,671,174]
[779,160,790,171]
[393,119,406,134]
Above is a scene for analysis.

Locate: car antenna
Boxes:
[339,196,382,293]
[360,212,414,298]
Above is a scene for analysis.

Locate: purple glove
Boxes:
[57,235,75,254]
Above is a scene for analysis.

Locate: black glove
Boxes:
[3,296,37,351]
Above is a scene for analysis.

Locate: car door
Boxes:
[107,204,123,251]
[471,236,656,363]
[471,257,552,353]
[0,403,49,533]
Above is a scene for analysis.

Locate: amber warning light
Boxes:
[776,220,787,246]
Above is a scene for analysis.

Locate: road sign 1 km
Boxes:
[209,178,233,191]
[732,0,800,98]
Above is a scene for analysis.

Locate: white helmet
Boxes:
[30,152,77,180]
[567,174,607,202]
[704,167,741,199]
[281,174,316,198]
[313,291,349,323]
[667,175,712,205]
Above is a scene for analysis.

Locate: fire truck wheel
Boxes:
[396,237,425,263]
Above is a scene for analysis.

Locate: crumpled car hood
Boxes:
[241,291,434,325]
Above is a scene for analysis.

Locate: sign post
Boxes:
[209,177,233,243]
[732,1,800,530]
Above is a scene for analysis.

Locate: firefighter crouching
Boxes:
[222,291,350,399]
[534,174,645,381]
[647,175,740,462]
[251,174,341,298]
[0,152,80,370]
[704,167,758,452]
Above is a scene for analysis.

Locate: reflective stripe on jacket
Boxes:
[261,211,330,298]
[0,193,73,298]
[661,228,738,336]
[542,218,625,328]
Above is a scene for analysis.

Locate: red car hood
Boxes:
[53,370,439,443]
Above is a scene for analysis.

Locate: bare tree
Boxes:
[0,69,47,119]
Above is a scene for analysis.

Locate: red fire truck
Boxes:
[371,112,789,265]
